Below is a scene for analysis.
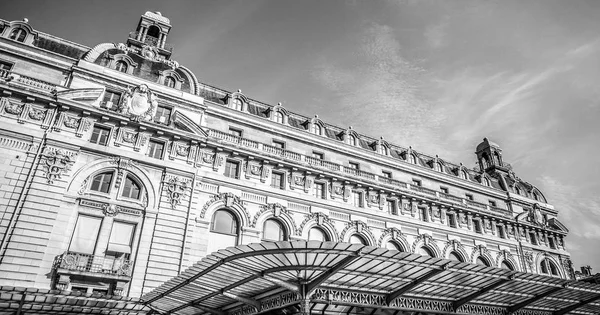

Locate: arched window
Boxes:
[349,234,366,245]
[515,186,521,195]
[274,111,284,124]
[164,76,176,88]
[208,210,239,253]
[348,135,357,146]
[540,259,559,276]
[233,98,243,111]
[262,219,286,242]
[115,60,128,73]
[146,25,160,43]
[460,170,468,180]
[448,252,464,262]
[312,124,322,135]
[500,261,514,270]
[308,227,329,241]
[435,162,443,172]
[385,241,403,251]
[476,257,490,267]
[121,176,141,199]
[533,192,540,201]
[90,172,113,194]
[380,145,388,155]
[409,154,416,164]
[9,28,27,42]
[418,247,434,257]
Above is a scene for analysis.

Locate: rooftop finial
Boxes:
[23,18,29,23]
[237,89,242,93]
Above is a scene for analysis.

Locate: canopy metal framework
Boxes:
[0,286,151,315]
[143,242,600,315]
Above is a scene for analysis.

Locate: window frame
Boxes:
[440,186,449,194]
[164,76,176,88]
[89,124,111,146]
[314,182,326,200]
[89,171,114,194]
[120,175,142,200]
[272,140,286,149]
[352,190,364,208]
[224,159,241,179]
[311,151,324,160]
[465,193,474,201]
[210,209,239,236]
[473,219,483,234]
[412,179,422,187]
[115,60,129,73]
[101,90,122,111]
[228,127,243,138]
[274,111,284,124]
[270,171,285,190]
[262,219,287,242]
[381,171,392,178]
[0,59,14,71]
[386,199,397,215]
[154,106,172,125]
[348,162,360,170]
[147,139,166,160]
[9,27,27,42]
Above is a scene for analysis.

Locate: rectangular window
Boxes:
[473,220,482,234]
[447,213,457,228]
[548,237,556,249]
[224,160,240,179]
[89,125,111,146]
[312,151,324,160]
[420,207,428,222]
[412,179,422,187]
[497,224,506,239]
[314,182,325,199]
[228,128,243,137]
[69,215,102,254]
[271,171,285,189]
[489,200,497,207]
[107,221,135,254]
[386,199,397,215]
[101,90,122,110]
[348,162,360,169]
[381,171,392,178]
[529,232,538,245]
[154,106,172,125]
[353,191,363,208]
[272,140,286,149]
[0,60,13,71]
[465,194,474,201]
[147,140,164,159]
[440,187,449,194]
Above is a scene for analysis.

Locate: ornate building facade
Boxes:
[0,11,573,300]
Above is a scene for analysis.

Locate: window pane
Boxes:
[122,177,141,199]
[386,241,402,251]
[476,257,490,266]
[263,219,285,241]
[107,222,135,253]
[90,172,113,193]
[449,252,463,262]
[501,261,513,270]
[349,234,366,245]
[225,161,239,178]
[69,215,102,254]
[308,228,328,241]
[212,210,237,235]
[154,106,171,124]
[418,247,433,257]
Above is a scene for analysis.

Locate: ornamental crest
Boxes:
[249,164,261,176]
[524,251,534,271]
[121,84,158,122]
[42,149,77,184]
[293,175,305,186]
[102,204,120,217]
[166,176,189,208]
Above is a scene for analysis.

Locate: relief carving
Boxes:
[42,148,77,184]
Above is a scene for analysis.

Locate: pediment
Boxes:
[172,110,207,137]
[56,88,104,105]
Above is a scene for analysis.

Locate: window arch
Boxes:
[348,135,357,146]
[232,98,243,111]
[274,111,284,124]
[146,25,160,41]
[380,145,388,155]
[9,28,27,42]
[385,241,403,251]
[449,251,464,262]
[483,177,491,187]
[460,170,468,180]
[308,227,329,241]
[434,162,443,172]
[115,60,128,73]
[476,256,491,267]
[540,259,559,276]
[208,209,239,253]
[312,124,322,135]
[500,260,514,270]
[164,76,176,88]
[90,172,114,194]
[121,176,141,200]
[349,234,366,245]
[408,154,417,164]
[262,219,286,242]
[515,186,521,195]
[417,247,434,257]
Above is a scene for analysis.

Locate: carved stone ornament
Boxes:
[250,164,261,176]
[42,149,77,184]
[102,203,120,216]
[251,202,290,228]
[28,108,46,121]
[529,203,545,226]
[293,175,305,186]
[175,144,189,157]
[120,84,158,122]
[63,117,79,129]
[201,151,215,164]
[4,101,24,115]
[524,251,534,271]
[166,177,189,208]
[296,212,337,236]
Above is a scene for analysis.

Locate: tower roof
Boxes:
[143,11,170,24]
[476,137,501,152]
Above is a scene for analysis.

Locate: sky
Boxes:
[2,0,599,272]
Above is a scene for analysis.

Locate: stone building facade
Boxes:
[0,12,573,299]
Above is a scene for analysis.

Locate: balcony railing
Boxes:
[58,252,132,277]
[342,166,376,180]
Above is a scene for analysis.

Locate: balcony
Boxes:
[0,71,57,93]
[56,251,133,278]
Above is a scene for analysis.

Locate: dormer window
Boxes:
[275,111,284,124]
[349,135,357,146]
[233,98,243,111]
[164,76,176,88]
[9,28,27,42]
[483,177,491,186]
[515,186,521,195]
[312,124,322,135]
[434,162,443,172]
[408,154,416,164]
[533,192,540,201]
[115,60,128,73]
[379,145,388,155]
[460,170,468,180]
